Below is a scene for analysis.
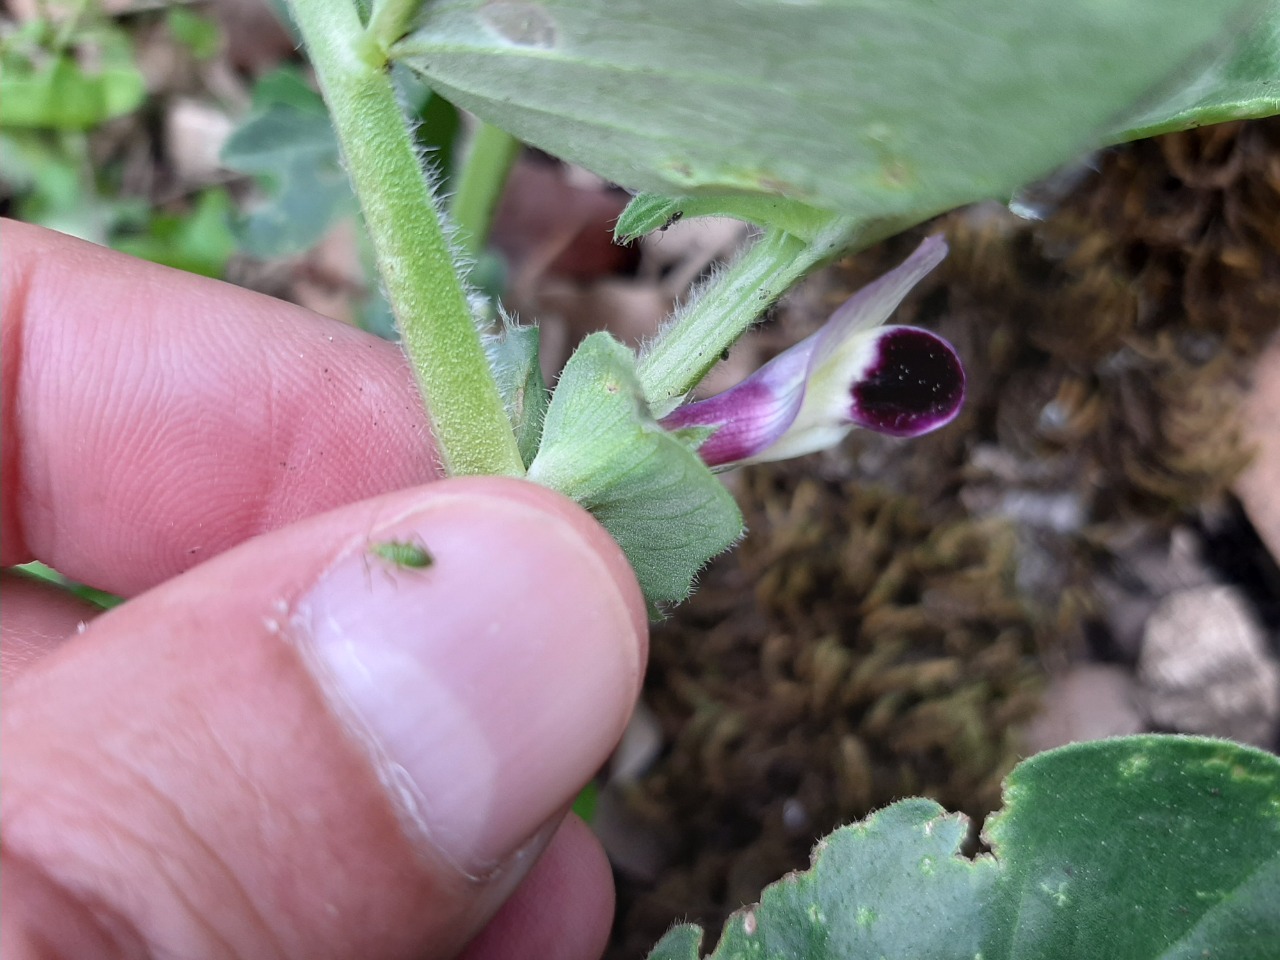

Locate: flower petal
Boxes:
[847,326,965,437]
[810,235,949,368]
[659,342,810,467]
[660,235,960,468]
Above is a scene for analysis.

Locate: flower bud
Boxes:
[661,236,964,468]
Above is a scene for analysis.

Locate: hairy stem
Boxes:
[289,0,523,477]
[638,216,888,414]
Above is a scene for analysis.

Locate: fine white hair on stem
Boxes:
[401,108,495,333]
[636,229,765,394]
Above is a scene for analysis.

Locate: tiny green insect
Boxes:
[368,538,434,569]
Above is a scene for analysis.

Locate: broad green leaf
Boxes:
[650,736,1280,959]
[982,736,1280,960]
[247,65,327,113]
[486,318,549,467]
[527,333,742,609]
[397,1,1256,221]
[1110,4,1280,141]
[221,105,337,175]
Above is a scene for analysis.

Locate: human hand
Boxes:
[0,219,647,960]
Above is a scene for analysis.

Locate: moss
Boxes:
[612,475,1048,957]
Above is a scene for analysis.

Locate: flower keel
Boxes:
[660,236,964,468]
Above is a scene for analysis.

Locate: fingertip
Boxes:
[1,220,439,589]
[295,477,647,873]
[1,477,646,959]
[0,572,100,690]
[456,815,616,960]
[428,477,649,675]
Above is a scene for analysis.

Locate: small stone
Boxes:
[609,700,663,784]
[167,98,234,184]
[1236,334,1280,565]
[1023,663,1143,754]
[1138,585,1280,747]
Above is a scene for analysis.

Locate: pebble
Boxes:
[1137,585,1280,748]
[1024,663,1143,754]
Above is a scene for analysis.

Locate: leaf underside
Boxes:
[1112,5,1280,142]
[398,0,1259,223]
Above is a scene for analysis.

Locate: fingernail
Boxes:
[292,485,643,876]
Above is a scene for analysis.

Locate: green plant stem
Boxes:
[451,121,520,256]
[637,215,889,414]
[288,0,523,477]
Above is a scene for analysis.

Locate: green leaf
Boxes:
[166,7,223,61]
[396,1,1257,221]
[414,79,463,185]
[0,51,145,132]
[572,780,598,822]
[527,333,742,610]
[983,736,1280,959]
[221,104,337,175]
[221,66,461,259]
[486,318,549,467]
[220,73,354,257]
[1109,5,1280,142]
[650,735,1280,959]
[112,189,238,278]
[15,562,123,610]
[248,65,327,113]
[616,192,843,244]
[0,130,150,244]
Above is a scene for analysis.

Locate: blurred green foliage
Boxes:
[1,4,465,331]
[165,5,221,61]
[220,64,353,258]
[1,5,235,277]
[219,61,464,336]
[0,14,145,131]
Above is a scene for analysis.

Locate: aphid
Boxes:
[368,538,434,570]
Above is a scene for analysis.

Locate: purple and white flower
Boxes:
[661,235,964,468]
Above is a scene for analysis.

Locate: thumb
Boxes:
[1,477,646,960]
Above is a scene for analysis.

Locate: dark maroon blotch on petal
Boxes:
[848,328,965,437]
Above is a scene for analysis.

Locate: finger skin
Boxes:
[457,815,616,960]
[2,477,645,960]
[1,218,439,595]
[0,572,100,690]
[0,853,147,960]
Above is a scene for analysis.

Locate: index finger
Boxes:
[1,219,440,596]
